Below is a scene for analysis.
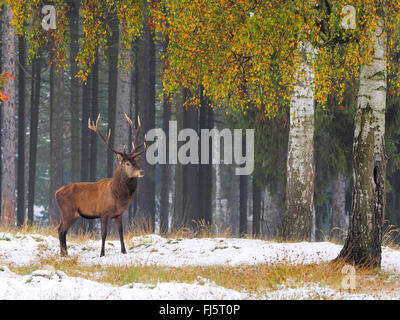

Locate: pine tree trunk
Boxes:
[215,127,222,224]
[205,106,214,225]
[115,32,133,231]
[185,103,200,231]
[173,92,185,231]
[114,35,132,163]
[252,177,261,237]
[49,66,64,227]
[281,41,315,241]
[336,17,387,269]
[0,12,2,221]
[199,95,207,224]
[331,172,347,242]
[263,185,283,239]
[136,0,156,232]
[87,49,99,233]
[1,6,17,225]
[160,91,171,235]
[199,93,213,227]
[27,57,41,226]
[107,15,119,177]
[239,136,248,237]
[90,50,99,184]
[78,65,91,233]
[80,76,91,183]
[68,0,80,183]
[17,35,26,227]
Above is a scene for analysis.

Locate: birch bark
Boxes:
[336,17,387,268]
[281,41,315,241]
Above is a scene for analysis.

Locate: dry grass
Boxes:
[382,223,400,249]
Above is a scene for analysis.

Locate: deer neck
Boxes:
[111,167,137,202]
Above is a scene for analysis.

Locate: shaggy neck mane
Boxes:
[111,166,137,203]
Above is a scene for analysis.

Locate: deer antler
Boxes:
[89,113,147,159]
[88,114,125,156]
[123,113,147,159]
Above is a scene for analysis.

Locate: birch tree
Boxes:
[281,41,316,241]
[336,14,388,268]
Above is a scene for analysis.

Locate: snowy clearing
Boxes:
[1,232,400,300]
[1,232,400,273]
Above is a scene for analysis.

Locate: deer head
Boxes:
[88,113,147,178]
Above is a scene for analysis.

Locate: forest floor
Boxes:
[0,228,400,299]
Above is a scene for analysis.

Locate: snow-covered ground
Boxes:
[0,267,245,300]
[1,232,399,300]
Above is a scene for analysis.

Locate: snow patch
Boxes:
[0,266,246,300]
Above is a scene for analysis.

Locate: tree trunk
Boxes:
[80,77,91,183]
[281,41,315,241]
[90,50,99,184]
[107,15,119,177]
[49,65,64,227]
[160,91,171,235]
[1,6,17,225]
[27,56,41,226]
[199,92,213,227]
[252,176,261,237]
[136,0,156,232]
[336,17,387,269]
[215,125,222,225]
[331,172,347,242]
[115,31,133,231]
[87,49,99,233]
[78,63,91,233]
[239,136,248,237]
[184,103,200,231]
[263,185,283,239]
[0,12,2,221]
[68,0,80,183]
[205,106,214,225]
[17,35,26,227]
[173,92,185,231]
[114,33,132,164]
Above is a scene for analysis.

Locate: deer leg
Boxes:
[114,215,127,254]
[100,216,109,257]
[58,214,79,257]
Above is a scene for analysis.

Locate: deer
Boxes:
[55,113,146,257]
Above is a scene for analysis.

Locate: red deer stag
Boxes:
[55,113,146,257]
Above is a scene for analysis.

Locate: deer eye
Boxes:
[126,162,131,166]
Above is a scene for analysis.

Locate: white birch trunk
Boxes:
[214,125,221,221]
[337,17,387,268]
[282,41,315,241]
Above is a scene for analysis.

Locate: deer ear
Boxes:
[117,154,123,164]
